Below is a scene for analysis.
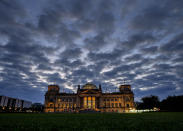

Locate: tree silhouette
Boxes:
[160,95,183,111]
[137,95,160,109]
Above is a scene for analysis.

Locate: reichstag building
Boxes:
[44,83,135,113]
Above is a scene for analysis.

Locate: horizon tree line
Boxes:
[136,95,183,112]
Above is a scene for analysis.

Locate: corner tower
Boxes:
[44,85,60,112]
[119,85,132,93]
[48,85,59,92]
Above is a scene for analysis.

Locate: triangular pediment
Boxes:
[80,89,99,94]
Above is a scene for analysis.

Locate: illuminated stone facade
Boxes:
[44,83,135,113]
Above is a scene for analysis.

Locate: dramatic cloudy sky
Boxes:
[0,0,183,103]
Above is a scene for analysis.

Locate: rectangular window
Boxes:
[119,103,121,107]
[107,103,110,107]
[84,97,87,108]
[115,103,118,107]
[73,98,76,102]
[92,97,95,109]
[69,98,72,102]
[88,97,91,108]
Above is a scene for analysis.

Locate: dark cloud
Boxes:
[131,5,169,31]
[46,73,65,83]
[141,46,158,54]
[0,0,25,24]
[61,48,82,59]
[121,33,157,49]
[125,54,142,62]
[0,0,183,103]
[160,33,183,54]
[130,0,183,32]
[84,35,106,50]
[87,49,123,62]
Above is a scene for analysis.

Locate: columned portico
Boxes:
[83,96,96,109]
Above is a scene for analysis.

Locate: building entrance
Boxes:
[83,96,96,109]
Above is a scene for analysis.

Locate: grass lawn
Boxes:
[0,112,183,131]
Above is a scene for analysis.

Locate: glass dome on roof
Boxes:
[82,83,97,89]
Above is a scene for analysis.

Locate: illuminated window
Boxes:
[88,97,91,108]
[50,104,53,107]
[83,96,96,109]
[84,97,87,108]
[107,103,110,107]
[119,103,121,107]
[115,103,118,107]
[92,97,95,109]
